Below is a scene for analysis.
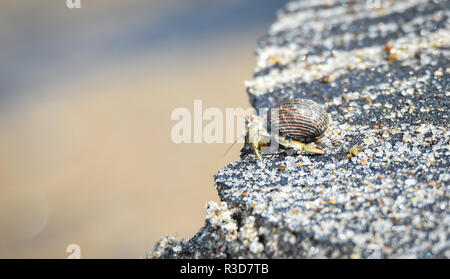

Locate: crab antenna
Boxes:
[223,113,253,156]
[223,133,245,156]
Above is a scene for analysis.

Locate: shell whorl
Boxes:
[269,98,329,143]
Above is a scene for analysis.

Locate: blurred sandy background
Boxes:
[0,0,288,258]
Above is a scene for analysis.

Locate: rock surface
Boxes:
[148,0,449,258]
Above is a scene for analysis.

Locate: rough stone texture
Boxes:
[148,0,449,258]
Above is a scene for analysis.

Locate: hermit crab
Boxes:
[245,98,328,160]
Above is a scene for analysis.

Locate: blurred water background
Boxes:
[0,0,289,258]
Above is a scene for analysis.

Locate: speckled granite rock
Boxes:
[148,0,449,258]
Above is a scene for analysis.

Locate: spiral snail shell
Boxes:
[269,98,329,143]
[245,98,328,160]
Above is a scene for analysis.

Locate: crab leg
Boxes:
[278,137,325,155]
[251,144,262,161]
